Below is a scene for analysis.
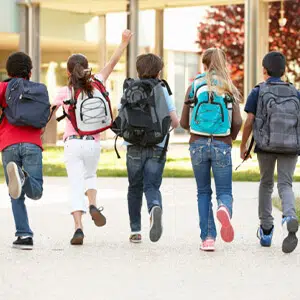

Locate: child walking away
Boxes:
[0,52,50,250]
[112,54,179,243]
[53,30,132,245]
[241,52,300,254]
[180,48,242,251]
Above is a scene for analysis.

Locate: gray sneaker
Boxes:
[6,162,25,199]
[282,216,298,254]
[149,206,163,242]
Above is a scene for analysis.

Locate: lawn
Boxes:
[273,197,300,220]
[0,142,300,182]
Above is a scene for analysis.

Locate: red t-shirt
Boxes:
[0,82,43,151]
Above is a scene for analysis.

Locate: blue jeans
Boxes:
[190,138,233,241]
[1,143,43,237]
[126,145,166,232]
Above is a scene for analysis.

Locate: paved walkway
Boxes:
[0,178,300,300]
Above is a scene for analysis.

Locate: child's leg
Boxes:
[64,140,86,230]
[21,144,43,200]
[277,154,298,253]
[143,147,166,242]
[211,141,234,242]
[190,142,215,241]
[277,154,298,218]
[82,141,101,206]
[143,147,166,211]
[82,141,106,227]
[126,146,144,233]
[257,153,276,231]
[1,145,33,237]
[211,143,233,215]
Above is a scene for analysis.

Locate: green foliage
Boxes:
[273,197,300,220]
[196,1,300,94]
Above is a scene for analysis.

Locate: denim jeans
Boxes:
[190,138,233,241]
[1,143,43,237]
[126,145,166,232]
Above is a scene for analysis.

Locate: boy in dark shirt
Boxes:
[241,52,300,253]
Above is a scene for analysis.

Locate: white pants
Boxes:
[64,139,101,213]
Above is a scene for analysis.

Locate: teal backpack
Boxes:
[189,73,233,136]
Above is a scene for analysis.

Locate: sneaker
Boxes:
[149,206,163,242]
[282,216,298,254]
[216,206,234,243]
[257,226,274,247]
[6,162,25,199]
[129,233,142,243]
[13,236,33,250]
[200,239,215,251]
[89,205,106,227]
[70,229,84,245]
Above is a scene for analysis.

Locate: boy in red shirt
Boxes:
[0,52,44,250]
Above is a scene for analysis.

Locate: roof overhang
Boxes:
[18,0,246,14]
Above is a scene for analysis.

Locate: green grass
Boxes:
[0,144,299,182]
[273,197,300,220]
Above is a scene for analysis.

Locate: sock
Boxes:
[261,225,274,235]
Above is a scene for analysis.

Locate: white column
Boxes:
[98,15,107,70]
[127,0,139,78]
[244,0,269,98]
[155,9,164,78]
[19,2,41,82]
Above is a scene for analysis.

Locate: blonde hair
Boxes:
[202,48,241,102]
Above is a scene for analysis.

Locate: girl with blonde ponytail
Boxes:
[180,48,242,251]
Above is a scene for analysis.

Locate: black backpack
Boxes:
[112,78,172,157]
[0,78,50,128]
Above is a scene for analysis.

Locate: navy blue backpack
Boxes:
[1,78,50,128]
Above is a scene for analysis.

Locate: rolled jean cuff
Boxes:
[70,205,87,214]
[84,177,97,192]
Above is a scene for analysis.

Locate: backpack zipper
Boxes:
[194,101,224,122]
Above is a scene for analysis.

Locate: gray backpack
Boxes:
[112,78,172,157]
[253,82,300,154]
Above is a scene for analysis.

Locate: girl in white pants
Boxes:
[53,30,133,245]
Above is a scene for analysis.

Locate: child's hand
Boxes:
[122,29,133,45]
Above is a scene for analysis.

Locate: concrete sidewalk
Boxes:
[0,178,300,300]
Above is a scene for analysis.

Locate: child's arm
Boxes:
[180,86,192,130]
[170,111,179,129]
[240,113,255,159]
[98,30,133,82]
[230,102,243,141]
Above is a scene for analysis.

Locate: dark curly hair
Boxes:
[6,52,33,80]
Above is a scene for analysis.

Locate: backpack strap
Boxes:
[159,131,171,161]
[56,88,75,122]
[92,76,110,99]
[160,79,173,96]
[123,78,135,91]
[114,135,121,159]
[0,106,4,124]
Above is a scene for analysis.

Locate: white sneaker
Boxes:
[7,162,25,199]
[149,206,162,242]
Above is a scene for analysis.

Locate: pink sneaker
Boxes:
[200,239,215,251]
[217,206,234,243]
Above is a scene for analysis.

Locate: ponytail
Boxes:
[67,54,93,94]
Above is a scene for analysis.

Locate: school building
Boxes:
[0,0,280,143]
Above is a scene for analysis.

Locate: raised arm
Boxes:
[98,30,133,82]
